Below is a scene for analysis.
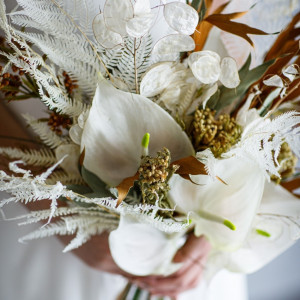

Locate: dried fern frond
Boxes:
[0,147,56,167]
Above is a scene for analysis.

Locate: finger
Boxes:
[173,234,211,263]
[147,263,203,296]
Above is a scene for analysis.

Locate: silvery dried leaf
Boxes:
[93,13,123,49]
[219,57,240,89]
[282,65,298,82]
[104,0,133,36]
[263,75,284,88]
[188,52,221,84]
[126,13,155,38]
[152,34,195,55]
[164,2,199,35]
[140,62,175,97]
[134,0,151,15]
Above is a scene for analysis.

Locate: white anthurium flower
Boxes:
[81,78,194,186]
[55,144,81,176]
[208,181,300,274]
[168,156,265,251]
[188,51,240,88]
[109,215,184,276]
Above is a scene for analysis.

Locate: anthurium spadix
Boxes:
[168,156,265,251]
[109,215,183,276]
[80,78,194,187]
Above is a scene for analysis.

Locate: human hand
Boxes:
[133,234,211,297]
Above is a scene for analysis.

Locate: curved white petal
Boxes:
[126,13,155,38]
[93,13,123,49]
[188,52,221,84]
[81,80,194,186]
[152,34,195,55]
[103,0,133,36]
[282,65,298,82]
[169,157,265,251]
[55,144,80,176]
[188,51,221,66]
[69,124,82,145]
[134,0,151,15]
[219,57,240,88]
[219,182,300,273]
[140,62,175,97]
[164,2,199,35]
[109,215,182,276]
[263,75,284,88]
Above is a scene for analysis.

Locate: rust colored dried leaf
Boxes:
[204,13,269,46]
[116,172,139,207]
[281,178,300,199]
[265,13,300,61]
[79,147,85,166]
[193,1,232,51]
[172,155,207,176]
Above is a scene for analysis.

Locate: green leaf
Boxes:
[81,166,112,197]
[191,0,206,19]
[209,55,275,112]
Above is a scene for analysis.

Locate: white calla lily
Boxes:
[81,78,194,186]
[210,182,300,274]
[168,156,265,251]
[109,215,183,276]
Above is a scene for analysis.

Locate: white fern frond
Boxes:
[226,111,300,178]
[0,147,56,167]
[19,221,71,243]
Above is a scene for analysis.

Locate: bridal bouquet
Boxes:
[0,0,299,297]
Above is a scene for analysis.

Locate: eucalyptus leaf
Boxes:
[210,55,275,111]
[81,166,113,197]
[64,184,96,207]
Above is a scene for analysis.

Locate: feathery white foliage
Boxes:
[23,114,67,149]
[0,147,56,167]
[112,35,153,91]
[226,111,300,177]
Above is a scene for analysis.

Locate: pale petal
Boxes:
[69,124,82,145]
[152,34,195,55]
[282,64,298,82]
[263,75,284,88]
[109,215,182,276]
[219,57,240,88]
[164,2,199,35]
[81,80,194,186]
[188,51,221,66]
[140,62,175,97]
[186,83,218,114]
[224,182,300,273]
[126,13,155,38]
[188,52,221,84]
[55,144,80,176]
[93,13,123,49]
[169,157,265,251]
[103,0,133,36]
[134,0,151,15]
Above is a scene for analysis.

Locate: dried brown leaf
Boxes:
[172,155,207,176]
[265,13,300,61]
[204,13,269,46]
[116,172,139,207]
